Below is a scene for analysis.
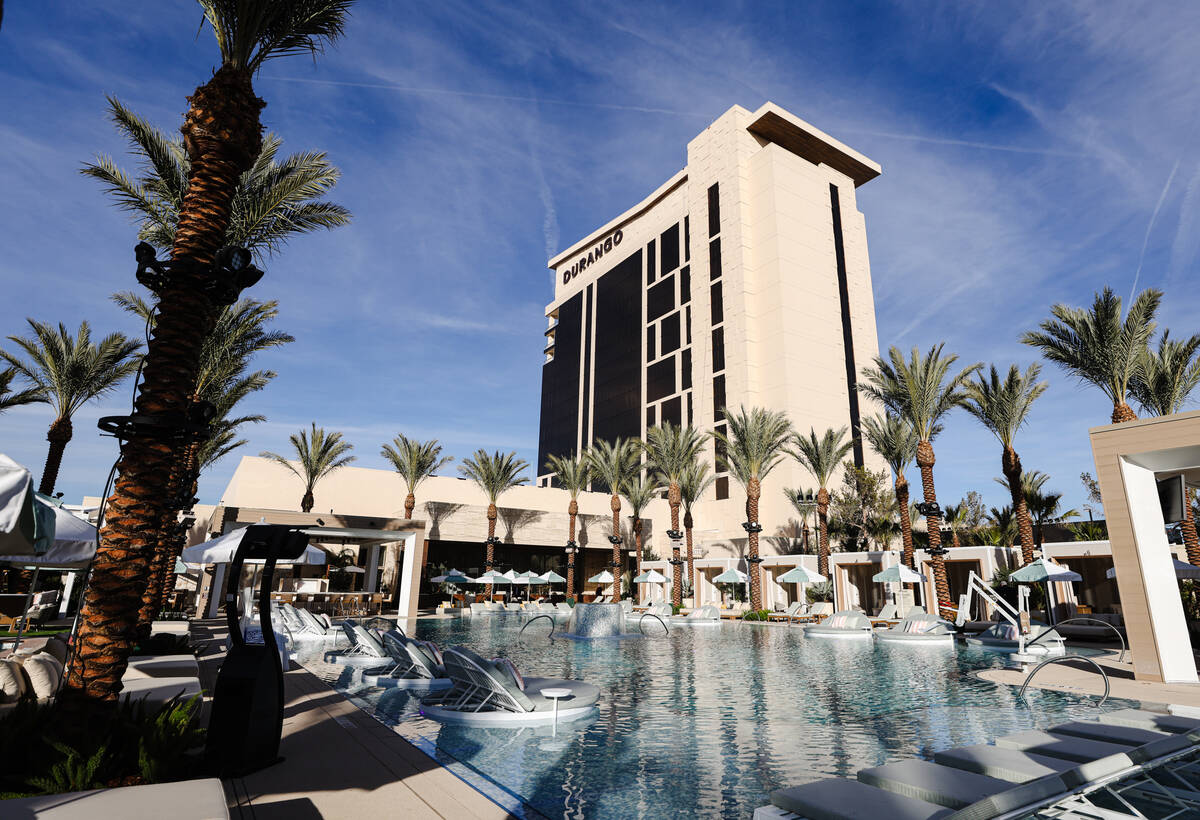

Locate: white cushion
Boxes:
[22,653,62,699]
[0,658,27,702]
[41,637,69,665]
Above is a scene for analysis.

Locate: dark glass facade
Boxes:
[829,184,865,468]
[592,250,644,446]
[537,292,582,469]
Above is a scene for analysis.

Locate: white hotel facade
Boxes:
[191,102,891,608]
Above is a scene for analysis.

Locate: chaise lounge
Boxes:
[803,610,873,638]
[669,605,721,625]
[874,609,956,645]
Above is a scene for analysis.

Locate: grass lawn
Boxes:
[0,628,68,639]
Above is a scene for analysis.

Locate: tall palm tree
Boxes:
[680,459,715,591]
[0,368,43,413]
[381,435,452,520]
[1,321,141,495]
[459,450,529,592]
[1021,474,1080,548]
[1021,286,1161,424]
[713,407,793,610]
[784,486,818,553]
[860,344,980,616]
[545,452,591,598]
[644,423,708,607]
[66,0,353,709]
[942,502,968,548]
[113,293,292,628]
[987,505,1018,546]
[261,423,356,512]
[585,438,641,600]
[788,427,853,577]
[962,363,1047,565]
[861,413,919,569]
[83,97,351,264]
[1130,330,1200,565]
[623,470,658,598]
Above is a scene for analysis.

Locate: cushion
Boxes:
[771,778,952,820]
[22,653,62,699]
[0,659,27,703]
[493,657,525,690]
[421,641,444,667]
[41,636,69,665]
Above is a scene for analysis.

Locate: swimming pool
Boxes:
[301,617,1127,819]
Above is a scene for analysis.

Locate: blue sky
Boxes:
[2,1,1199,519]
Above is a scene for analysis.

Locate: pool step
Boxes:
[933,744,1077,782]
[994,729,1133,762]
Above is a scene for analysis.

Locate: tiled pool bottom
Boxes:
[298,618,1130,819]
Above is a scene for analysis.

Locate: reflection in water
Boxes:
[299,619,1126,820]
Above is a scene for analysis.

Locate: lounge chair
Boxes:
[804,610,873,638]
[875,611,956,645]
[323,622,397,670]
[360,632,453,690]
[758,717,1200,820]
[421,646,599,726]
[869,603,900,626]
[965,621,1064,655]
[769,602,805,622]
[669,605,721,625]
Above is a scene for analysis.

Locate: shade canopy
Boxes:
[713,568,748,584]
[1106,559,1200,581]
[509,575,532,585]
[474,570,511,584]
[634,569,669,584]
[0,495,98,569]
[431,568,472,584]
[1010,557,1082,583]
[181,527,325,565]
[776,565,826,584]
[873,564,926,584]
[539,570,567,584]
[588,570,614,583]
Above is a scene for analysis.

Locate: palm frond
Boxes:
[644,422,708,488]
[584,438,641,495]
[713,406,793,487]
[260,422,355,494]
[859,413,917,478]
[197,0,353,73]
[1129,329,1200,416]
[0,367,46,411]
[788,427,853,488]
[680,459,715,512]
[961,363,1047,448]
[458,449,529,503]
[622,470,659,517]
[381,435,453,495]
[859,344,980,441]
[544,452,592,497]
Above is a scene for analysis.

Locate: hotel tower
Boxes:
[537,102,887,544]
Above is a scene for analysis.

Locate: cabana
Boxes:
[1010,557,1082,626]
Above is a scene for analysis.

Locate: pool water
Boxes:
[300,617,1127,819]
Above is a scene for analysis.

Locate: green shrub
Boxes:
[672,604,682,615]
[742,610,772,621]
[132,633,196,657]
[806,581,833,603]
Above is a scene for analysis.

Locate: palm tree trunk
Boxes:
[567,503,577,597]
[895,475,913,569]
[1111,402,1137,424]
[38,415,73,495]
[1003,446,1036,565]
[1182,491,1200,567]
[747,478,762,611]
[816,487,830,577]
[486,503,497,597]
[301,489,315,513]
[916,440,951,617]
[404,493,416,520]
[669,483,682,607]
[610,494,622,600]
[684,507,695,599]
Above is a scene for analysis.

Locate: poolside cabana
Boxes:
[760,554,822,610]
[829,550,891,614]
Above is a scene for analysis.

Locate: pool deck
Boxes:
[191,619,520,820]
[977,648,1200,711]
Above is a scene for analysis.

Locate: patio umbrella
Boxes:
[1010,558,1081,626]
[1106,559,1200,581]
[634,569,668,584]
[712,568,748,583]
[181,529,326,566]
[474,570,512,584]
[539,570,566,584]
[431,568,472,584]
[775,565,827,611]
[0,454,50,556]
[873,564,926,612]
[587,570,614,583]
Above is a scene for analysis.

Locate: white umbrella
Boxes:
[1106,559,1200,580]
[1011,558,1081,626]
[540,570,567,584]
[588,570,614,583]
[474,570,512,584]
[0,454,45,556]
[777,565,826,584]
[872,564,926,584]
[431,568,472,584]
[181,527,326,565]
[0,500,97,568]
[712,568,748,584]
[635,569,668,584]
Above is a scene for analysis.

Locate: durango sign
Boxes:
[561,229,623,284]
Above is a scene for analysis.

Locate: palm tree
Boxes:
[1,321,141,495]
[784,486,818,553]
[860,413,919,569]
[83,97,351,264]
[986,505,1018,546]
[545,453,592,598]
[713,407,793,610]
[1023,476,1080,549]
[860,344,980,616]
[788,427,853,577]
[585,439,641,600]
[66,0,353,709]
[261,423,356,512]
[1021,286,1161,424]
[381,435,452,520]
[644,423,708,607]
[680,459,715,591]
[1130,331,1200,565]
[459,450,529,592]
[0,368,42,413]
[961,363,1047,565]
[942,502,968,548]
[623,470,658,599]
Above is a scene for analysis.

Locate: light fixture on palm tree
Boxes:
[134,241,263,306]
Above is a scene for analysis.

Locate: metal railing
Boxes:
[519,613,556,641]
[1018,654,1110,708]
[1026,617,1126,662]
[639,612,670,636]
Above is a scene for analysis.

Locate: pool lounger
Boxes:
[803,610,873,638]
[420,646,599,726]
[755,718,1200,820]
[323,622,400,670]
[668,605,721,625]
[874,611,956,644]
[277,602,342,641]
[963,622,1065,655]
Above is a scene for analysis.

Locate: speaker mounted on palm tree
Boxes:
[134,241,263,306]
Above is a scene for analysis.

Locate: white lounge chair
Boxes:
[875,611,956,645]
[669,605,721,625]
[362,632,452,690]
[804,610,873,638]
[769,601,805,622]
[965,621,1065,655]
[421,647,599,726]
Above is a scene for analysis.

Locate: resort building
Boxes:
[538,101,888,550]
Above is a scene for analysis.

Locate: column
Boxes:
[365,544,380,593]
